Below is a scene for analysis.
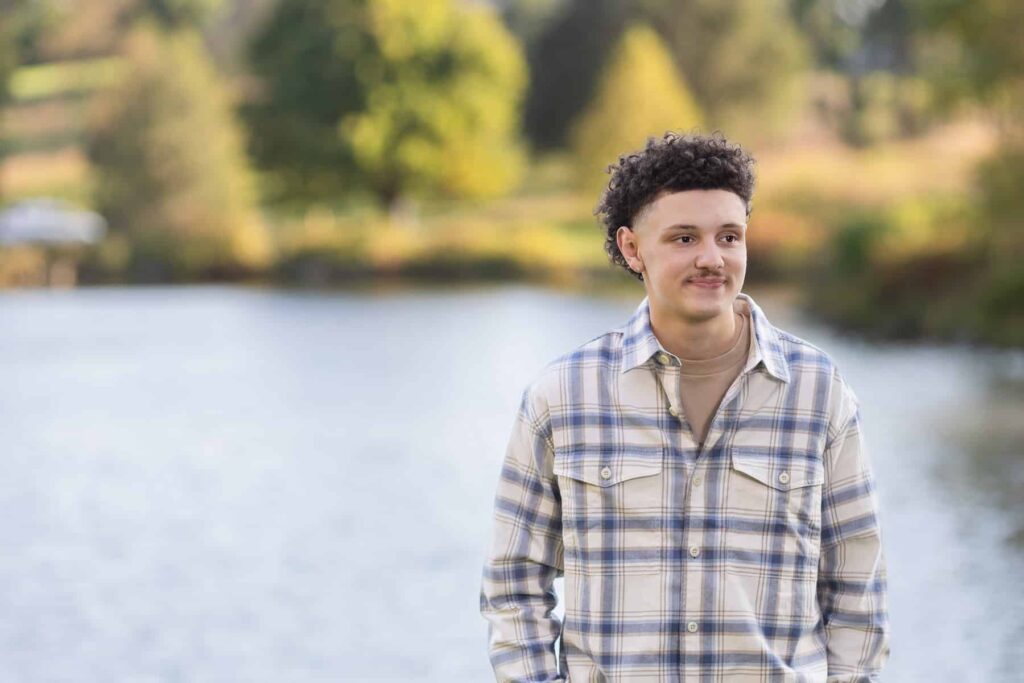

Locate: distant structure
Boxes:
[0,198,107,287]
[0,198,106,245]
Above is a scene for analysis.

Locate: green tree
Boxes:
[87,26,271,281]
[245,0,527,208]
[520,0,627,151]
[570,23,703,192]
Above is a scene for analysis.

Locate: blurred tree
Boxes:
[521,0,626,151]
[244,0,527,209]
[33,1,138,60]
[1,0,61,200]
[0,0,59,72]
[86,26,272,281]
[806,0,1024,345]
[790,0,914,73]
[840,70,935,146]
[856,0,914,73]
[911,0,1023,129]
[524,0,809,150]
[131,0,224,29]
[912,0,1024,343]
[794,0,935,146]
[0,3,20,106]
[204,0,279,70]
[570,23,703,192]
[26,0,221,61]
[495,0,568,47]
[789,0,863,70]
[637,0,809,144]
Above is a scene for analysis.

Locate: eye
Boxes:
[676,235,694,244]
[722,234,739,243]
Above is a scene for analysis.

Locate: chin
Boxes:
[680,290,735,318]
[673,300,722,323]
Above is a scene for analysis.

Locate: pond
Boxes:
[0,283,1021,681]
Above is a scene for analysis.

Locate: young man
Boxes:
[480,132,890,681]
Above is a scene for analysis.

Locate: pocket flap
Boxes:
[730,446,823,491]
[553,446,664,487]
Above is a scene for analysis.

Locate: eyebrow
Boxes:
[663,222,746,231]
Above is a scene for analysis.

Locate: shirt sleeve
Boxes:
[818,376,891,682]
[480,385,565,682]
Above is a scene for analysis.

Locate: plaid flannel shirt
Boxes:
[480,293,889,682]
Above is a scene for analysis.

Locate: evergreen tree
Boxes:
[87,26,271,281]
[639,0,809,143]
[522,0,808,150]
[570,23,703,192]
[245,0,527,207]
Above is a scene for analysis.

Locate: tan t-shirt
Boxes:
[677,305,752,447]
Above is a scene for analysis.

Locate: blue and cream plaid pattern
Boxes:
[480,292,889,682]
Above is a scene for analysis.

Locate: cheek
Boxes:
[728,250,747,269]
[648,255,682,278]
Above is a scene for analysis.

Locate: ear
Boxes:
[616,226,644,273]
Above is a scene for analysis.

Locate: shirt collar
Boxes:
[619,292,791,383]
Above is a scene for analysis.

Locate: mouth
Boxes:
[687,278,725,289]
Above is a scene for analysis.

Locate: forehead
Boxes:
[636,189,747,230]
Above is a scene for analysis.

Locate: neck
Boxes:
[648,296,740,361]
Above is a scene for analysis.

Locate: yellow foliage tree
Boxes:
[88,26,272,280]
[341,0,527,204]
[570,23,704,193]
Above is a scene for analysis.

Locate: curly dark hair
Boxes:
[594,130,757,281]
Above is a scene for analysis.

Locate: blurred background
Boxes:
[0,0,1021,680]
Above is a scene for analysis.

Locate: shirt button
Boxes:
[656,352,671,365]
[692,475,703,487]
[600,466,612,480]
[668,405,679,417]
[778,471,790,485]
[689,546,700,558]
[687,621,698,633]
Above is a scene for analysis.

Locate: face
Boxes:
[616,189,748,325]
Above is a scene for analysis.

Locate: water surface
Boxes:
[0,284,1021,681]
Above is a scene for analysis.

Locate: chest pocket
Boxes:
[725,445,825,626]
[730,446,824,492]
[553,446,663,488]
[725,446,825,566]
[553,445,666,572]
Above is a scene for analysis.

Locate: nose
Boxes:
[694,241,724,271]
